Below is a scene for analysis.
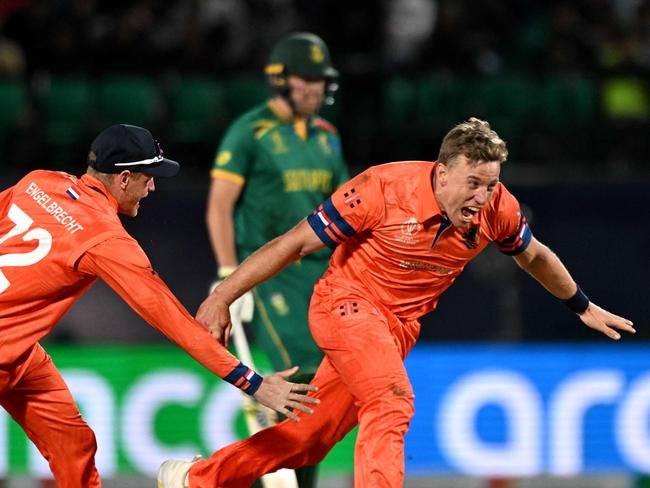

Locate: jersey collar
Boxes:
[267,98,292,121]
[418,161,445,222]
[268,98,315,139]
[79,173,119,213]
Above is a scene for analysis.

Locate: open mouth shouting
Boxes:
[460,205,480,223]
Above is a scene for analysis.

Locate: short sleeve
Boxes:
[492,184,533,256]
[210,118,255,185]
[307,167,384,249]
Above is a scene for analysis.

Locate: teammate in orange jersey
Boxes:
[0,124,318,488]
[159,118,635,488]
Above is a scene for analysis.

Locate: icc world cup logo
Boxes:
[401,217,421,236]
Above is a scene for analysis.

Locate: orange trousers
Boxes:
[190,285,421,488]
[0,344,101,487]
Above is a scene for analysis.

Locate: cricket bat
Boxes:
[230,314,299,488]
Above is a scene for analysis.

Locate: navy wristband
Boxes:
[563,286,590,314]
[224,362,263,396]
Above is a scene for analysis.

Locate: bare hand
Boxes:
[196,295,232,346]
[253,366,320,422]
[579,302,635,340]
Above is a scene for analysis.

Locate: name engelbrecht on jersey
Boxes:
[25,182,84,234]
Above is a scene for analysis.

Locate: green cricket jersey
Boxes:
[211,99,349,372]
[212,99,349,260]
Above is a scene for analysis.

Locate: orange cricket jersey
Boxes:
[0,170,239,379]
[307,161,532,320]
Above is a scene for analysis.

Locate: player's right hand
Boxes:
[253,366,320,421]
[196,292,232,345]
[578,302,635,340]
[204,280,254,345]
[210,279,255,324]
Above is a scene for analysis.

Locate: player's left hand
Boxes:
[578,302,635,340]
[253,366,320,421]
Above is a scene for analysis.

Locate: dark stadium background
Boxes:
[2,0,645,345]
[2,1,650,487]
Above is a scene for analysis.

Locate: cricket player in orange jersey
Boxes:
[159,118,635,488]
[0,124,318,488]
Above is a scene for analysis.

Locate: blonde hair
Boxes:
[438,117,508,166]
[86,166,118,187]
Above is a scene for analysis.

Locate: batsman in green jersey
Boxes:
[205,32,349,487]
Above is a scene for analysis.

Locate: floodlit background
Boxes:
[0,1,649,487]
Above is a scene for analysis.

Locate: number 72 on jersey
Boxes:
[0,203,52,293]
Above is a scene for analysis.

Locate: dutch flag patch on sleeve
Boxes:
[66,187,80,201]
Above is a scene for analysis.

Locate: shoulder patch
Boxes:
[314,117,338,134]
[215,150,232,166]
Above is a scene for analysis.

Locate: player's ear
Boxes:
[436,162,448,187]
[118,170,131,190]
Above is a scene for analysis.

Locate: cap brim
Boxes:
[142,158,180,177]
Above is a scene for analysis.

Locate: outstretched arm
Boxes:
[196,218,326,343]
[513,237,635,340]
[78,237,318,420]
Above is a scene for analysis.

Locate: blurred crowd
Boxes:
[2,0,650,79]
[0,1,647,345]
[1,0,650,174]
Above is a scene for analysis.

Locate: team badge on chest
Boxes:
[395,217,421,245]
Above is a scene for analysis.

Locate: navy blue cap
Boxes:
[88,124,180,177]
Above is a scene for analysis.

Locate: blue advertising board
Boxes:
[404,344,650,476]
